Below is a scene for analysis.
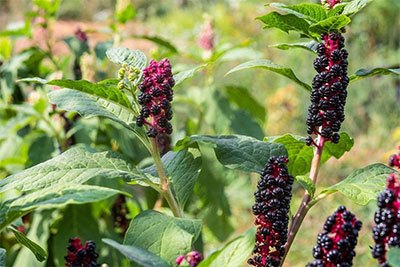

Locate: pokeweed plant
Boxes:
[0,0,399,267]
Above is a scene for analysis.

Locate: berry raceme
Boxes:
[307,206,362,267]
[111,194,130,235]
[176,251,203,267]
[372,173,400,266]
[305,32,349,146]
[65,238,99,267]
[389,146,400,169]
[136,59,175,138]
[248,156,294,267]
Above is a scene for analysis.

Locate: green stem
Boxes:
[150,138,183,217]
[280,135,325,266]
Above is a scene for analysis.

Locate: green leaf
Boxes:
[295,176,315,198]
[116,3,136,24]
[198,229,255,267]
[0,248,5,267]
[8,226,47,262]
[64,36,89,58]
[257,12,312,38]
[164,150,202,208]
[0,146,138,193]
[309,15,351,34]
[223,85,266,123]
[183,135,287,173]
[388,247,400,266]
[269,3,327,22]
[103,239,170,267]
[106,47,147,69]
[350,67,400,82]
[342,0,373,17]
[226,59,311,91]
[48,89,136,131]
[322,164,397,205]
[270,41,318,53]
[322,132,354,160]
[174,65,207,86]
[132,35,178,53]
[124,210,202,265]
[1,184,119,230]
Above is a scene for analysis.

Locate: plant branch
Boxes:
[280,135,325,266]
[150,138,183,217]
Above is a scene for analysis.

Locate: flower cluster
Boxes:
[65,238,99,267]
[305,32,349,146]
[321,0,342,8]
[372,173,400,266]
[111,194,130,235]
[389,146,400,169]
[307,206,362,267]
[248,156,293,267]
[136,59,175,138]
[176,251,203,267]
[198,17,215,51]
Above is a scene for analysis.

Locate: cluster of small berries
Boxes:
[176,251,203,267]
[136,59,175,137]
[117,63,141,90]
[111,194,130,235]
[307,206,362,267]
[305,32,349,146]
[73,27,89,80]
[372,173,400,266]
[248,156,293,267]
[389,146,400,169]
[65,238,98,267]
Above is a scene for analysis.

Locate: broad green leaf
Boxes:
[116,2,136,24]
[198,229,255,267]
[48,89,136,131]
[103,239,170,267]
[342,0,373,17]
[272,134,313,176]
[270,41,318,53]
[174,65,207,86]
[0,248,5,267]
[388,247,400,266]
[106,47,147,69]
[257,12,312,38]
[230,109,264,140]
[322,164,396,205]
[295,176,316,198]
[133,35,178,53]
[327,3,347,17]
[124,210,202,265]
[322,132,354,160]
[53,205,101,266]
[309,15,351,34]
[0,37,12,60]
[163,150,202,208]
[0,146,138,193]
[8,226,47,262]
[1,184,119,229]
[350,67,400,82]
[183,135,287,173]
[223,85,266,123]
[269,3,327,22]
[226,59,311,91]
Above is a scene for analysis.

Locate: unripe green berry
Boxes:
[118,68,126,80]
[118,80,125,90]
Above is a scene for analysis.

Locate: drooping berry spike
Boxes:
[65,238,99,267]
[176,251,203,267]
[307,206,362,267]
[372,173,400,266]
[111,194,130,235]
[305,32,349,146]
[389,146,400,169]
[136,59,175,138]
[248,156,294,267]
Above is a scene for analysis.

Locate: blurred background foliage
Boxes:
[0,0,399,266]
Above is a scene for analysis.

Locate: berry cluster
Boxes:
[136,59,175,137]
[73,27,89,80]
[321,0,342,8]
[65,238,99,267]
[176,251,203,267]
[111,194,130,235]
[372,173,400,266]
[248,156,294,267]
[389,146,400,169]
[305,32,349,146]
[307,206,362,267]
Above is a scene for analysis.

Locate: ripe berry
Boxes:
[65,238,99,267]
[389,146,400,169]
[248,156,294,267]
[136,59,175,137]
[307,206,362,267]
